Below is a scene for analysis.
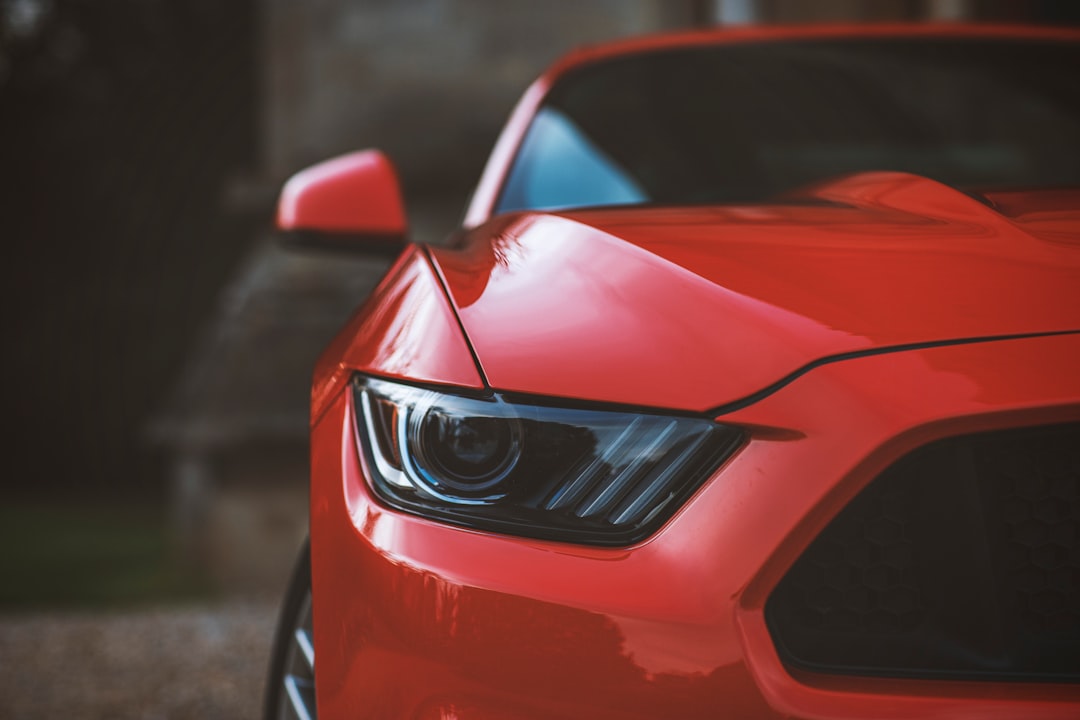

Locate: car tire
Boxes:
[264,538,317,720]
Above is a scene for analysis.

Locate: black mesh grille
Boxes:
[766,422,1080,682]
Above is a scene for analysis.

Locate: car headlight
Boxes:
[353,377,743,545]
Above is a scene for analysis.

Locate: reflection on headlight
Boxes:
[354,376,744,546]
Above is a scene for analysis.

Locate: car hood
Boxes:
[428,172,1080,413]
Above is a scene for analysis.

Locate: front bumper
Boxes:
[309,333,1080,719]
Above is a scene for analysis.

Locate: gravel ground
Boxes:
[0,602,279,720]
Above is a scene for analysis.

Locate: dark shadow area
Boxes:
[1,0,258,504]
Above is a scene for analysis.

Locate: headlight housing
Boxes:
[354,377,744,546]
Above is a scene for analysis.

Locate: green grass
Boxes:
[0,502,210,611]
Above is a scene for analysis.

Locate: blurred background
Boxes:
[1,0,1077,717]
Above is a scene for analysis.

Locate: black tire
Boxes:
[264,538,317,720]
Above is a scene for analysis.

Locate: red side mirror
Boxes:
[276,149,408,252]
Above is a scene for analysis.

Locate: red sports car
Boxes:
[265,25,1080,719]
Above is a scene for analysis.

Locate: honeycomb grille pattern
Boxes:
[987,433,1080,632]
[774,477,924,635]
[766,422,1080,681]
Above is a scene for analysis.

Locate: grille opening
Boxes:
[766,422,1080,682]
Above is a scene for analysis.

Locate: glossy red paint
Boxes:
[432,174,1080,412]
[463,24,1080,229]
[310,333,1080,719]
[309,246,482,424]
[983,188,1080,245]
[277,149,407,236]
[295,24,1080,720]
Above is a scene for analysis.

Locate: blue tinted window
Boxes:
[493,40,1080,214]
[498,108,647,213]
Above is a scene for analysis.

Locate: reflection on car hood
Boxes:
[429,173,1080,413]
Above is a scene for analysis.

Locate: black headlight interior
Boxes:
[353,377,743,545]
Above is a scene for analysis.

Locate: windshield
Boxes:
[496,39,1080,213]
